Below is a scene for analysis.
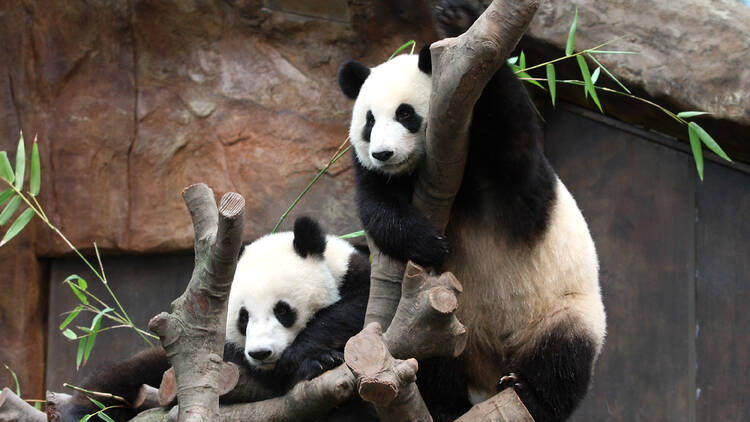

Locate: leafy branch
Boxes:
[0,132,156,371]
[509,8,731,180]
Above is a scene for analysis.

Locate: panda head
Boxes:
[338,46,433,176]
[225,217,353,371]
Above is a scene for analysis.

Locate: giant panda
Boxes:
[60,216,370,422]
[336,1,606,421]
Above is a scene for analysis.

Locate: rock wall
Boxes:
[0,0,434,397]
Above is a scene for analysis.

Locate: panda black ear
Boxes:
[338,60,370,99]
[418,45,432,75]
[293,216,327,258]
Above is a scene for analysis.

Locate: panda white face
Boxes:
[346,54,432,176]
[225,219,353,371]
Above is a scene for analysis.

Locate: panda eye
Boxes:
[273,301,297,328]
[395,104,414,121]
[237,307,249,335]
[366,110,375,126]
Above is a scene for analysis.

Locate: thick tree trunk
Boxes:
[147,184,245,422]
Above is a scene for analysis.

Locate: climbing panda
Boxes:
[336,1,606,421]
[60,216,370,422]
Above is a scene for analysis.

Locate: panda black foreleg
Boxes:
[275,258,370,390]
[500,330,597,422]
[354,160,450,268]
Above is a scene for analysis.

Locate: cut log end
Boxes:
[158,367,177,407]
[133,385,161,410]
[358,378,398,407]
[428,286,458,314]
[219,192,245,217]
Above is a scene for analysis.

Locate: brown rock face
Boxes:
[0,0,434,256]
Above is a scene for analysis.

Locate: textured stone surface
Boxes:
[0,0,433,256]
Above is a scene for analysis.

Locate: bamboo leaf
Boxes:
[507,56,518,65]
[577,55,603,112]
[517,72,546,90]
[30,140,40,196]
[81,414,92,422]
[0,189,13,207]
[688,125,704,181]
[338,230,365,239]
[0,196,22,225]
[591,66,600,84]
[0,151,14,183]
[0,207,35,246]
[586,53,631,94]
[88,397,106,410]
[14,133,25,190]
[689,122,731,162]
[677,111,710,119]
[566,8,578,55]
[63,328,77,340]
[98,412,115,422]
[519,51,526,69]
[546,64,556,107]
[68,283,89,305]
[509,63,546,91]
[76,338,86,369]
[60,305,84,330]
[388,40,416,60]
[84,308,113,363]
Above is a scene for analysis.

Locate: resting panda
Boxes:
[60,216,370,422]
[336,1,606,421]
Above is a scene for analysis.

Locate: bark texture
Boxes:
[0,387,46,422]
[147,184,245,422]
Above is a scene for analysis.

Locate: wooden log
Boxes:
[455,388,533,422]
[0,387,46,422]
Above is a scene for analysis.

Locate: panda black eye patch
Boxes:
[237,307,249,335]
[273,301,297,328]
[362,110,375,143]
[395,103,422,133]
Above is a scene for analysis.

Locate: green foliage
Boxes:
[565,7,578,56]
[510,10,731,180]
[546,64,556,107]
[0,132,155,370]
[388,40,416,60]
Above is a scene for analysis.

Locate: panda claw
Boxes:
[497,373,520,391]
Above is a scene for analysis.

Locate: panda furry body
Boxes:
[60,217,370,422]
[337,2,606,421]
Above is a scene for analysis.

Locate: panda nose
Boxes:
[372,150,394,161]
[247,349,272,360]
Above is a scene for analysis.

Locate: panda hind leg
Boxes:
[498,330,597,422]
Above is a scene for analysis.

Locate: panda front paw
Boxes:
[409,231,451,269]
[294,350,345,381]
[434,0,480,38]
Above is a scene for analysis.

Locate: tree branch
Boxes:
[148,184,245,422]
[0,387,46,422]
[455,388,534,422]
